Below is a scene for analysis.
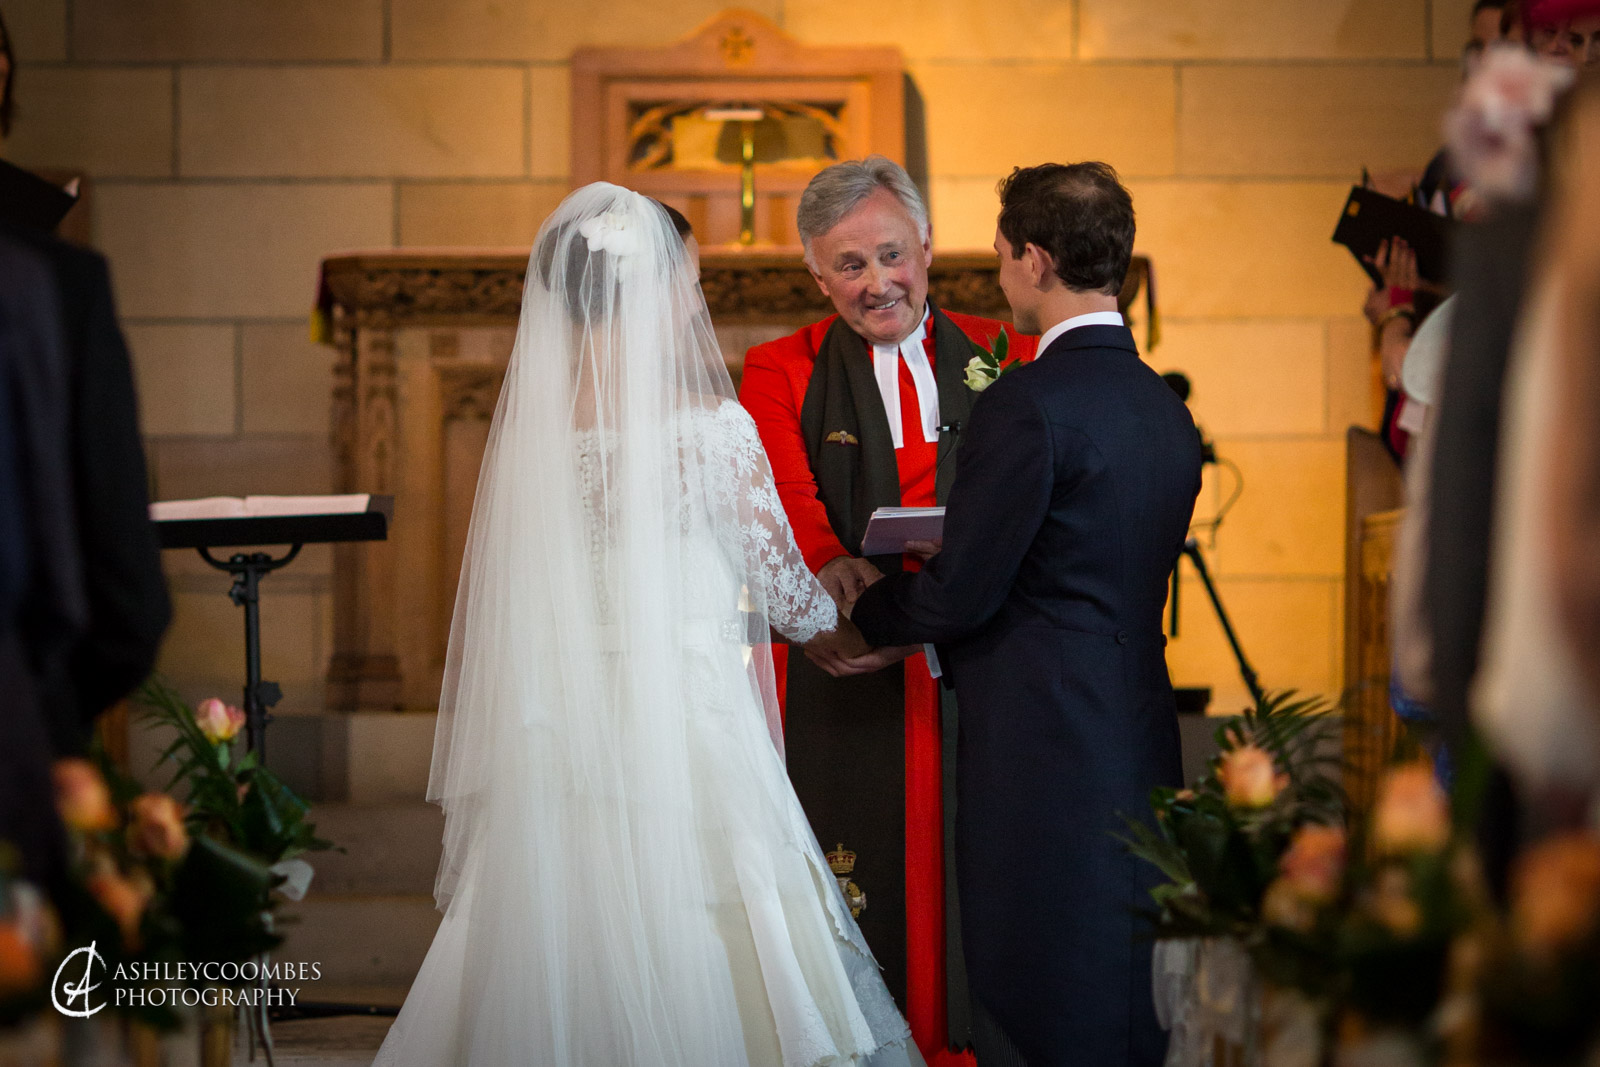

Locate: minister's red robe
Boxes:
[740,308,1034,1062]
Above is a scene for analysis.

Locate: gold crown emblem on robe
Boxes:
[826,844,867,916]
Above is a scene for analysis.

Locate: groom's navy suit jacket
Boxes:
[852,323,1203,1066]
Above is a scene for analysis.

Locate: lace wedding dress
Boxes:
[373,184,920,1067]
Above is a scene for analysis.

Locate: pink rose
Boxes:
[194,697,246,744]
[52,758,117,833]
[128,793,190,861]
[1372,763,1450,855]
[1217,745,1285,809]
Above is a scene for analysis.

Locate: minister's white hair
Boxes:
[797,155,930,271]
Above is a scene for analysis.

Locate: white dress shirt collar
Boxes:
[871,305,939,449]
[1036,310,1126,358]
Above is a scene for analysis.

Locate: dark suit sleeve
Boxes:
[853,374,1056,646]
[65,253,171,725]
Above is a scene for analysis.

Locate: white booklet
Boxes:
[149,494,372,522]
[859,506,945,556]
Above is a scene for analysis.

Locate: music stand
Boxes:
[156,496,398,1030]
[153,497,393,764]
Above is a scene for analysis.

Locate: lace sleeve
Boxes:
[697,402,839,644]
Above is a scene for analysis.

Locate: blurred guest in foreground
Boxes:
[1549,77,1600,723]
[0,7,170,754]
[1417,39,1579,889]
[0,235,84,897]
[1471,63,1600,829]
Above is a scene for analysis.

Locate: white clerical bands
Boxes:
[872,313,940,449]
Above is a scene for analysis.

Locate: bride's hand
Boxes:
[803,617,870,674]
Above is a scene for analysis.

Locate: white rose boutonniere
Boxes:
[964,330,1019,393]
[963,356,993,392]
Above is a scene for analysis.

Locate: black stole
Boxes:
[785,305,975,1031]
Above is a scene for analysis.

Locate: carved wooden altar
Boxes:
[318,250,1016,710]
[571,9,904,247]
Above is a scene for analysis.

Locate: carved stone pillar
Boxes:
[327,319,403,709]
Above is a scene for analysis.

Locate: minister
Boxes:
[738,156,1034,1062]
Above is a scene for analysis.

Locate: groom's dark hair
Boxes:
[996,162,1134,296]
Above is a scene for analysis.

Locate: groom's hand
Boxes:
[817,555,883,609]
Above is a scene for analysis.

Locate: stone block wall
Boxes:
[1,0,1471,720]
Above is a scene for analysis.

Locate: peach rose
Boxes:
[87,869,152,948]
[1217,745,1285,809]
[129,793,190,861]
[52,758,117,833]
[194,697,246,744]
[1279,824,1347,904]
[1372,763,1450,855]
[1512,832,1600,958]
[0,921,41,995]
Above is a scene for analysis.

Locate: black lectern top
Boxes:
[152,495,392,550]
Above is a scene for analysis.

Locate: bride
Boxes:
[373,182,924,1067]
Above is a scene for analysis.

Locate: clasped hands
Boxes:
[802,543,941,678]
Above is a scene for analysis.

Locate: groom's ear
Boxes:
[1023,242,1055,289]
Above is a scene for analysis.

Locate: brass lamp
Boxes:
[686,105,828,246]
[700,106,766,245]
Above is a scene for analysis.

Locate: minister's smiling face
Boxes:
[806,188,933,347]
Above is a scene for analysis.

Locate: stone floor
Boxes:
[229,986,403,1067]
[244,1015,393,1067]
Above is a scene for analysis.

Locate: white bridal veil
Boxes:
[402,182,872,1064]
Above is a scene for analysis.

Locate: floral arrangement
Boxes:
[51,754,279,1031]
[1133,691,1600,1065]
[1121,690,1345,943]
[1241,757,1470,1062]
[963,330,1023,393]
[1464,830,1600,1064]
[0,681,338,1042]
[135,678,332,884]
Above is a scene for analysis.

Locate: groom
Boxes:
[842,163,1203,1066]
